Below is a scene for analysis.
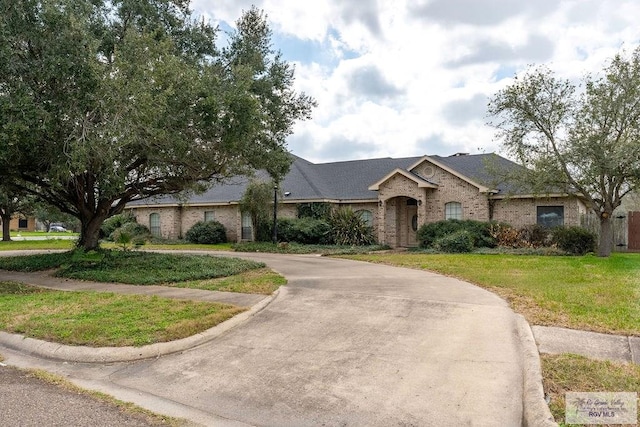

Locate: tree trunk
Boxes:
[77,215,106,251]
[597,213,613,257]
[1,213,11,241]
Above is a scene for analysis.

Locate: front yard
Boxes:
[342,252,640,336]
[0,250,286,346]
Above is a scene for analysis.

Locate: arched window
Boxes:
[445,202,462,220]
[356,209,373,227]
[149,213,161,237]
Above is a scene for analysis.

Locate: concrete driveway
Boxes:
[1,252,525,426]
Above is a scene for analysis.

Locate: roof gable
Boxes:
[407,155,493,193]
[368,168,438,191]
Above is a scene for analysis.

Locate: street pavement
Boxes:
[0,251,533,426]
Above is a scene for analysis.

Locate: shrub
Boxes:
[185,221,227,244]
[489,223,521,248]
[296,202,332,220]
[328,207,375,246]
[111,222,151,249]
[433,230,474,253]
[276,217,331,244]
[254,216,272,242]
[519,224,552,248]
[417,220,495,248]
[551,226,596,255]
[101,213,136,240]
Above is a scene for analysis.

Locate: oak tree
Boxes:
[0,1,315,250]
[488,47,640,257]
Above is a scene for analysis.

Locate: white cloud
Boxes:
[191,0,640,163]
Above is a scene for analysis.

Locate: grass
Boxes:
[0,281,245,347]
[173,268,286,295]
[542,353,640,425]
[24,368,187,426]
[1,231,78,237]
[341,252,640,336]
[0,239,75,251]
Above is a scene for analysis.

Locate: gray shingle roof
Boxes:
[128,153,524,206]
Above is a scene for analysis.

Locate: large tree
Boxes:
[0,1,315,250]
[0,185,34,241]
[488,47,640,257]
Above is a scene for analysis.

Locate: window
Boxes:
[356,210,373,227]
[149,213,161,237]
[204,210,215,222]
[18,218,28,229]
[537,206,564,227]
[445,202,462,220]
[241,211,253,240]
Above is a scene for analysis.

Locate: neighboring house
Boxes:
[126,153,588,247]
[7,215,37,232]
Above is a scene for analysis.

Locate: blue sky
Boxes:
[192,0,640,163]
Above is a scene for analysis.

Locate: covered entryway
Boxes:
[368,166,437,248]
[378,196,422,248]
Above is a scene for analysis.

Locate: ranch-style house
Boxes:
[126,152,587,248]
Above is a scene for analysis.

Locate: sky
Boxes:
[191,0,640,164]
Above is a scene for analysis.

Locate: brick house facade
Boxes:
[127,153,586,247]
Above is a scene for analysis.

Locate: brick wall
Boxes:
[130,206,181,239]
[414,162,491,222]
[181,205,240,241]
[492,197,587,228]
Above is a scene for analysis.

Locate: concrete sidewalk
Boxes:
[533,325,640,364]
[1,252,550,426]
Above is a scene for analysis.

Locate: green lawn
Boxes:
[1,231,78,237]
[342,252,640,336]
[0,249,286,347]
[0,282,244,347]
[0,239,75,251]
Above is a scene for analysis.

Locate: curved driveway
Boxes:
[2,252,525,426]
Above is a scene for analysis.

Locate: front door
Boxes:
[406,205,418,247]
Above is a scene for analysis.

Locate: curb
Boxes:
[516,314,558,427]
[0,287,283,363]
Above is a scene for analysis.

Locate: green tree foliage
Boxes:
[296,202,332,220]
[33,202,80,232]
[239,179,276,242]
[488,47,640,257]
[0,1,315,250]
